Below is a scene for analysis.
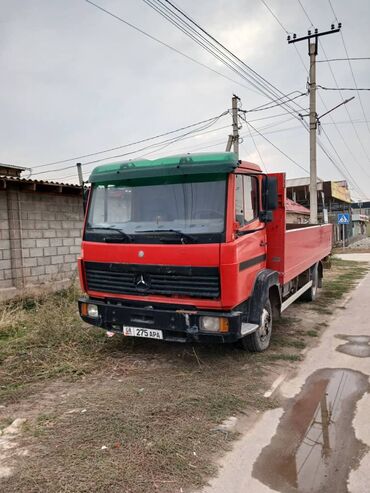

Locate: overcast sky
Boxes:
[1,0,370,199]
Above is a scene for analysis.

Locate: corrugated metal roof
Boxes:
[0,163,27,171]
[0,176,81,188]
[286,198,310,214]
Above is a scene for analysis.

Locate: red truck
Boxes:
[78,152,332,351]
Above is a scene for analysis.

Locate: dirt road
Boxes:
[201,260,370,493]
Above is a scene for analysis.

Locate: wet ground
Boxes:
[201,265,370,493]
[336,335,370,358]
[253,369,369,493]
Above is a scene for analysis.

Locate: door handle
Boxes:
[260,240,267,247]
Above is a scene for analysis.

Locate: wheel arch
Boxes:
[248,269,281,324]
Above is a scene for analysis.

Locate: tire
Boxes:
[241,299,273,352]
[301,264,318,302]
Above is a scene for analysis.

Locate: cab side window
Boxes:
[243,176,259,222]
[235,174,245,225]
[235,175,259,225]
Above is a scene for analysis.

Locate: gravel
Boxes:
[349,237,370,249]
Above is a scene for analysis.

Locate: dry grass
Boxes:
[0,258,368,492]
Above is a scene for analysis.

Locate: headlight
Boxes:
[87,304,99,318]
[200,316,229,333]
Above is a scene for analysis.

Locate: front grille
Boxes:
[84,261,220,299]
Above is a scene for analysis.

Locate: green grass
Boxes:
[0,257,368,493]
[306,330,319,337]
[0,285,125,402]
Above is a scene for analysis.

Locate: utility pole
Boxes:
[226,94,240,159]
[288,24,341,224]
[309,41,317,224]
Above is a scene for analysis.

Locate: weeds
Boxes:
[306,330,318,337]
[0,257,368,493]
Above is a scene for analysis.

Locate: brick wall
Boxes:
[0,188,83,299]
[0,192,12,289]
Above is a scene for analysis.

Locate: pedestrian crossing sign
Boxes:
[337,213,350,224]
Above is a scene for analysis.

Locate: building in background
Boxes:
[0,164,83,300]
[352,201,370,236]
[286,198,310,224]
[286,177,354,245]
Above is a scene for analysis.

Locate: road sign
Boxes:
[337,213,350,225]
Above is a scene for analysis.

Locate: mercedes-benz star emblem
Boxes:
[135,273,151,292]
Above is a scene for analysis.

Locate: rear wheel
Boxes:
[301,264,318,302]
[241,299,272,352]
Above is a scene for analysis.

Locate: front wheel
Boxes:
[241,299,273,352]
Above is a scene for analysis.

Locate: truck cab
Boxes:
[78,152,332,351]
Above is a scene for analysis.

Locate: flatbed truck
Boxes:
[78,152,332,351]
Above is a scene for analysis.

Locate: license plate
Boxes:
[122,326,163,340]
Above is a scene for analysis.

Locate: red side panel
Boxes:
[284,224,333,283]
[266,173,332,285]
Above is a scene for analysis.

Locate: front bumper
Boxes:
[78,297,256,344]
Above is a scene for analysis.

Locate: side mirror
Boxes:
[259,210,273,223]
[264,176,278,211]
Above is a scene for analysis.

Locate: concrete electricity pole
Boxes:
[309,41,318,224]
[288,24,341,224]
[226,94,240,159]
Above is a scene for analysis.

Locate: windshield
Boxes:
[85,178,226,243]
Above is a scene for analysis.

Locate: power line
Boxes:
[142,0,272,99]
[29,112,229,171]
[144,0,307,120]
[245,122,267,172]
[297,0,314,27]
[259,0,368,199]
[245,91,308,112]
[317,57,370,62]
[318,129,368,197]
[318,85,370,91]
[31,112,228,178]
[259,0,289,33]
[293,0,370,186]
[82,0,262,97]
[327,0,370,136]
[239,112,309,174]
[58,119,303,181]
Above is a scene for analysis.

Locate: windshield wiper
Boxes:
[86,226,132,243]
[135,229,197,243]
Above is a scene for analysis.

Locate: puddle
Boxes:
[336,335,370,358]
[253,369,369,493]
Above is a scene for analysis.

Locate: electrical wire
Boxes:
[297,0,314,27]
[318,85,370,91]
[82,0,262,97]
[245,122,268,172]
[238,112,309,174]
[31,112,228,178]
[29,112,230,171]
[245,91,308,112]
[294,0,370,169]
[58,119,302,181]
[143,0,307,121]
[260,0,369,197]
[327,0,370,136]
[317,57,370,62]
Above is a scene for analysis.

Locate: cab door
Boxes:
[233,173,267,302]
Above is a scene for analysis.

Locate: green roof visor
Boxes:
[89,152,239,184]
